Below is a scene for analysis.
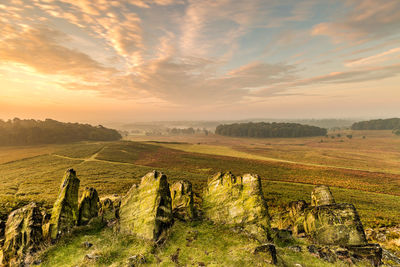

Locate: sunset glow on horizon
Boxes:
[1,0,400,123]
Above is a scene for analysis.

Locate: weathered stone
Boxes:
[84,253,100,261]
[47,168,80,240]
[253,243,277,265]
[288,200,308,217]
[202,172,271,241]
[78,187,100,226]
[304,203,367,246]
[99,196,122,223]
[119,171,173,242]
[170,180,195,221]
[382,248,400,266]
[272,200,308,236]
[311,185,335,206]
[347,244,382,267]
[288,245,302,253]
[1,203,43,266]
[82,241,93,249]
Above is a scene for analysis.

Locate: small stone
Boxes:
[288,246,302,253]
[127,254,146,266]
[82,241,93,248]
[84,253,100,261]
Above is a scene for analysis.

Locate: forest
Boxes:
[351,118,400,130]
[215,122,327,138]
[0,118,122,146]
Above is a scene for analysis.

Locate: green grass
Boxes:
[53,143,106,159]
[40,220,363,267]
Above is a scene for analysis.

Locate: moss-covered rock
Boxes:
[304,203,367,246]
[272,200,308,235]
[78,187,100,226]
[99,196,121,223]
[119,171,173,243]
[202,172,270,241]
[47,168,80,240]
[1,203,43,266]
[170,180,195,221]
[311,185,335,206]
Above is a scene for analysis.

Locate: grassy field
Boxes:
[129,130,400,174]
[0,138,400,228]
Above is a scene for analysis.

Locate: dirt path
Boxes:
[52,147,137,167]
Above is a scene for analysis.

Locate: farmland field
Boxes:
[1,130,400,229]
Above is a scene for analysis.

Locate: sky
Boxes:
[0,0,400,123]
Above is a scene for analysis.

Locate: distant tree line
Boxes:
[145,127,209,136]
[0,118,122,146]
[351,118,400,130]
[215,122,327,138]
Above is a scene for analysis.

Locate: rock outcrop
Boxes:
[170,180,195,221]
[46,168,80,240]
[272,185,382,265]
[311,185,335,206]
[304,203,367,246]
[272,200,308,236]
[78,187,100,226]
[202,172,270,241]
[119,171,173,243]
[305,186,367,246]
[0,203,43,266]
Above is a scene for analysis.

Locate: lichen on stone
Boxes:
[1,202,43,266]
[47,168,80,240]
[119,171,173,243]
[202,172,271,241]
[311,185,335,206]
[304,203,367,246]
[78,187,100,226]
[170,180,195,221]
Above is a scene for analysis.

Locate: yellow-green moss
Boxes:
[47,169,80,240]
[119,171,173,242]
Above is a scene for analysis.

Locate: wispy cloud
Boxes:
[311,0,400,43]
[345,47,400,67]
